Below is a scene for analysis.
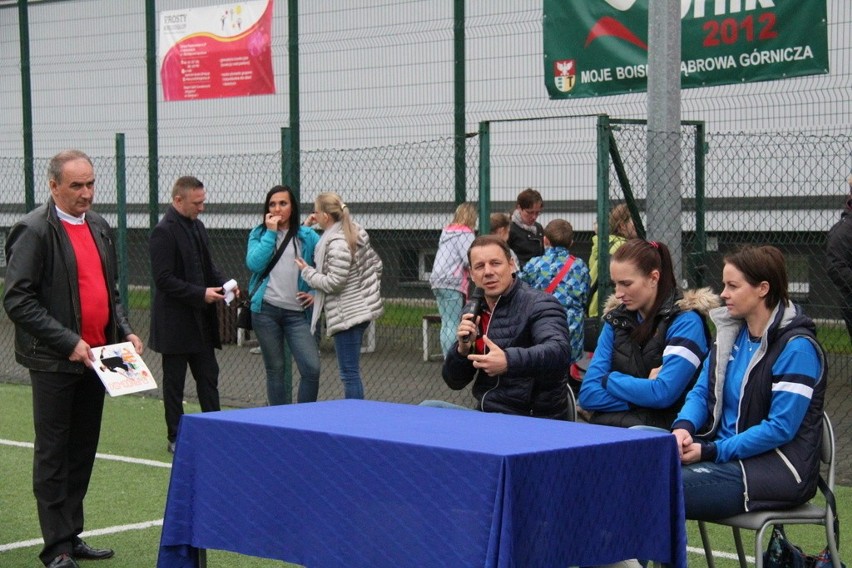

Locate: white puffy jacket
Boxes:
[302,221,383,336]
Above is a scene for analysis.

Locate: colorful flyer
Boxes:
[160,0,275,101]
[92,342,158,397]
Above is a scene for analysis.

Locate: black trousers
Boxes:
[162,344,220,443]
[842,305,852,342]
[30,368,105,566]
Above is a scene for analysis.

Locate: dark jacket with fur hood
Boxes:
[581,287,719,429]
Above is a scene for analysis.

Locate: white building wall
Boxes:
[0,0,849,229]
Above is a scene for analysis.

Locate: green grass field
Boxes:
[0,382,846,567]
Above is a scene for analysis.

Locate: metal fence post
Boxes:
[596,114,612,314]
[477,121,491,234]
[691,122,707,288]
[453,0,466,206]
[18,0,35,212]
[115,133,129,307]
[288,0,300,197]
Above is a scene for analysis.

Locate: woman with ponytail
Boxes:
[296,192,383,399]
[578,239,718,429]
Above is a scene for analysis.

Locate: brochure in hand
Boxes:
[92,342,158,397]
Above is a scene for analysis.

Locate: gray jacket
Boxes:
[3,199,134,373]
[302,221,383,336]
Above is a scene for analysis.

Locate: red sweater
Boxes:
[62,221,109,347]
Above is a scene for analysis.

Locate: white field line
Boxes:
[0,439,752,562]
[0,520,165,552]
[0,439,172,469]
[0,439,168,553]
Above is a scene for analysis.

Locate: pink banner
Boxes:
[160,1,275,102]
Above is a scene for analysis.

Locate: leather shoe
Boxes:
[167,441,176,454]
[47,553,79,568]
[71,539,114,560]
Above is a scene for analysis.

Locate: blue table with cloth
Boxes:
[157,399,686,567]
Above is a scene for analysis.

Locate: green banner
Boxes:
[544,0,829,99]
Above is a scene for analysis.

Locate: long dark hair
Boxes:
[263,185,300,244]
[611,238,678,344]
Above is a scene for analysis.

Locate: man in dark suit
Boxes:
[3,150,143,568]
[826,175,852,340]
[149,176,234,454]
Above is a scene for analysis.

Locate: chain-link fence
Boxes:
[1,126,850,482]
[602,124,852,483]
[0,136,484,413]
[1,1,850,482]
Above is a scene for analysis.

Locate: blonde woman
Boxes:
[296,193,383,399]
[588,203,637,317]
[429,203,477,356]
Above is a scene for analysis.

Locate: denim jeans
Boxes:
[682,459,746,520]
[433,288,464,357]
[253,302,321,405]
[333,321,369,399]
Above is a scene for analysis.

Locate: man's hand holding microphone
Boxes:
[456,287,509,375]
[456,288,484,356]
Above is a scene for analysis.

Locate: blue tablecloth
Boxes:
[158,400,686,567]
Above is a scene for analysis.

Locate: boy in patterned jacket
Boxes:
[520,219,591,363]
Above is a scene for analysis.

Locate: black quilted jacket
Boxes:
[442,278,571,419]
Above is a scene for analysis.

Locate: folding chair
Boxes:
[696,412,841,568]
[566,384,577,422]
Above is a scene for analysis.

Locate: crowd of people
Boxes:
[2,160,844,567]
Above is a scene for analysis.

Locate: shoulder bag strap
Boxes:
[818,475,841,550]
[545,255,575,294]
[587,280,598,310]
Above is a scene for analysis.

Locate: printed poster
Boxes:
[543,0,829,99]
[92,342,158,397]
[160,0,275,101]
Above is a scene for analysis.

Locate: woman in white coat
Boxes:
[296,192,383,399]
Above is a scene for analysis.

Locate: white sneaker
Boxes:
[249,347,261,354]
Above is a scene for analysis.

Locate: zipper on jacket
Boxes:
[775,448,803,484]
[477,295,502,410]
[739,460,750,512]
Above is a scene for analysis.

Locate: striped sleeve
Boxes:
[606,311,709,408]
[714,336,822,463]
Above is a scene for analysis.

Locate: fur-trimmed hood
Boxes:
[602,287,720,317]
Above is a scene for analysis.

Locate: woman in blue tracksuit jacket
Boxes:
[578,239,716,429]
[673,245,826,519]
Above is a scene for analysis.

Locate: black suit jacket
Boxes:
[149,206,226,354]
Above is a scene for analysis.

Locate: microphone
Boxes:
[460,287,485,343]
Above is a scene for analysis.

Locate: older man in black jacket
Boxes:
[442,235,571,419]
[4,150,143,568]
[149,176,232,454]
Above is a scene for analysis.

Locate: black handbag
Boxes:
[764,524,845,568]
[236,299,253,330]
[237,231,295,331]
[764,525,814,568]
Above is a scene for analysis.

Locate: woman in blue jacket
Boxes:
[673,245,825,519]
[578,239,716,429]
[246,186,321,404]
